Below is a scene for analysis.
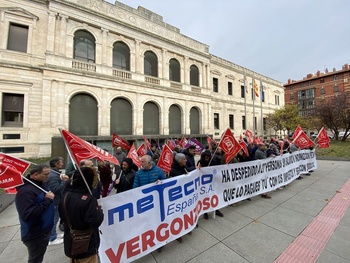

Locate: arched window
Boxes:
[73,30,95,63]
[169,58,180,82]
[143,102,159,135]
[110,98,132,135]
[190,107,200,134]
[169,104,181,134]
[113,42,130,70]
[69,93,98,135]
[190,65,199,86]
[144,51,158,77]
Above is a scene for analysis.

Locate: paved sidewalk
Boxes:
[0,160,349,263]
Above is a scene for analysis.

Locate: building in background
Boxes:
[0,0,283,158]
[284,64,350,117]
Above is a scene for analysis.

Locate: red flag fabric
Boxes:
[292,125,302,139]
[157,144,173,173]
[5,188,17,194]
[179,136,188,148]
[245,129,253,143]
[254,80,259,97]
[167,140,175,151]
[293,131,315,149]
[206,136,216,148]
[239,134,243,141]
[0,153,30,189]
[60,129,119,166]
[318,141,330,148]
[239,140,249,156]
[317,127,330,143]
[219,128,242,164]
[143,136,151,151]
[136,143,147,157]
[112,133,130,150]
[127,143,141,168]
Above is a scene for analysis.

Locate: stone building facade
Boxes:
[0,0,284,158]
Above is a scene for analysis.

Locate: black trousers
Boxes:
[23,231,50,263]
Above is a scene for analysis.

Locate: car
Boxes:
[311,133,334,139]
[339,131,350,138]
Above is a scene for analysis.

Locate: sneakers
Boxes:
[48,238,63,246]
[215,210,224,217]
[59,223,65,231]
[157,246,164,252]
[57,233,64,239]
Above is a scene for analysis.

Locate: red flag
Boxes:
[167,140,175,151]
[292,125,302,139]
[179,136,188,148]
[157,144,173,173]
[6,188,17,194]
[254,80,259,97]
[207,136,216,148]
[60,129,119,166]
[219,128,242,164]
[293,131,315,149]
[317,127,330,143]
[143,136,151,151]
[136,143,147,157]
[318,141,330,148]
[239,140,249,156]
[112,133,130,150]
[245,129,253,143]
[127,143,141,168]
[239,134,243,141]
[0,153,30,189]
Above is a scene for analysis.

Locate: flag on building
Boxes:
[244,70,248,94]
[254,80,259,97]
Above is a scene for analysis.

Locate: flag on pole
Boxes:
[185,138,204,153]
[245,129,253,143]
[206,135,217,150]
[218,128,242,164]
[136,143,147,157]
[318,141,330,148]
[254,80,259,97]
[292,125,303,139]
[317,127,330,143]
[239,140,249,156]
[143,136,151,151]
[60,129,119,166]
[179,136,188,148]
[112,133,130,150]
[0,153,30,189]
[293,131,315,149]
[127,143,141,168]
[244,70,248,94]
[167,140,175,151]
[157,144,174,173]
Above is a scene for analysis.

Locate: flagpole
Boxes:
[260,78,263,139]
[59,128,93,195]
[243,69,247,132]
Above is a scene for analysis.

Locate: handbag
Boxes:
[63,194,94,255]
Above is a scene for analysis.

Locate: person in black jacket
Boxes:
[182,145,196,171]
[169,153,187,177]
[114,158,137,193]
[59,166,104,262]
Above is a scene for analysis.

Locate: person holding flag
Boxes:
[15,164,55,263]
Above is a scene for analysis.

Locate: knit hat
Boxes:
[174,153,186,163]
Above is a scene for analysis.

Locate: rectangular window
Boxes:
[229,114,234,129]
[3,134,21,139]
[334,85,339,92]
[275,95,280,105]
[320,88,325,95]
[242,116,246,130]
[333,75,338,81]
[213,78,218,93]
[320,78,325,83]
[214,113,219,129]
[7,23,28,53]
[290,93,294,100]
[0,147,24,153]
[228,82,232,95]
[240,85,245,98]
[2,93,24,127]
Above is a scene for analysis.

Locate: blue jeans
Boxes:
[23,231,50,263]
[49,205,60,241]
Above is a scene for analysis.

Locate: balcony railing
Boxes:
[145,76,160,85]
[113,69,132,79]
[170,82,182,89]
[191,86,201,93]
[72,60,96,72]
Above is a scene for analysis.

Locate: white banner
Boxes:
[98,149,317,263]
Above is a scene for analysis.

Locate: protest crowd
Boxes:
[0,125,329,263]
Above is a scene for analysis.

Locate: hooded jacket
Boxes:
[133,162,166,188]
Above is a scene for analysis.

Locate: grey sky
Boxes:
[107,0,350,83]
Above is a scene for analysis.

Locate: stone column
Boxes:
[101,28,109,65]
[46,11,57,54]
[58,14,68,56]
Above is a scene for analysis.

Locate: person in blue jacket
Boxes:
[15,164,55,263]
[132,155,166,188]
